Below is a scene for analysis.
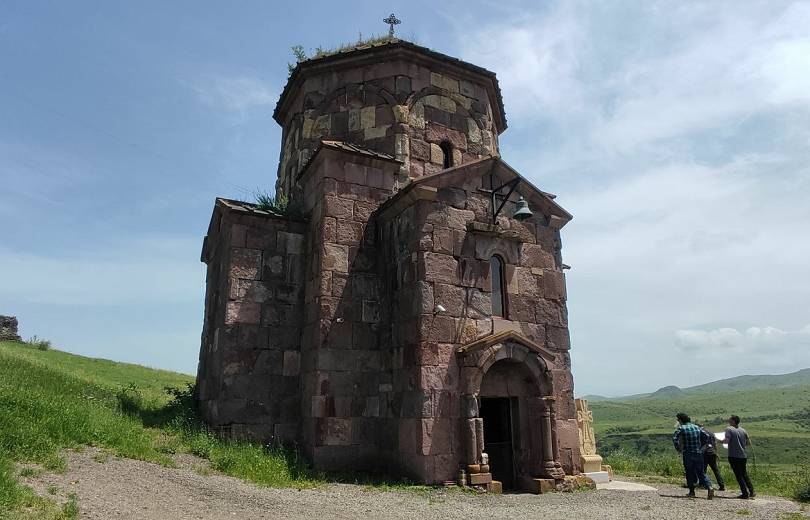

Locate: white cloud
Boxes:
[458,2,587,119]
[589,3,810,152]
[184,75,276,115]
[453,2,810,393]
[676,324,810,357]
[458,1,810,153]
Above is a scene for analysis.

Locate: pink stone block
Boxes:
[419,418,454,455]
[225,301,260,325]
[420,252,458,284]
[324,418,352,446]
[419,365,456,391]
[229,248,262,280]
[521,243,555,268]
[542,271,567,300]
[322,243,349,273]
[324,196,354,219]
[433,226,454,254]
[283,350,300,376]
[336,220,364,245]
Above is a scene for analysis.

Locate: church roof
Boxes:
[318,140,399,162]
[377,156,573,224]
[214,197,286,219]
[201,197,306,263]
[295,140,401,183]
[275,38,507,133]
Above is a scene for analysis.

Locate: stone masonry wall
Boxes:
[276,60,499,197]
[380,201,463,482]
[378,170,578,481]
[0,315,21,342]
[297,151,401,471]
[198,208,307,442]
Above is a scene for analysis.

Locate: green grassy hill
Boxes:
[685,368,810,394]
[587,371,810,499]
[0,340,316,520]
[592,385,810,461]
[610,368,810,401]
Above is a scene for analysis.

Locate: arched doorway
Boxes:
[457,333,566,491]
[479,360,539,489]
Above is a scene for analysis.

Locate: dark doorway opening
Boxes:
[480,397,517,490]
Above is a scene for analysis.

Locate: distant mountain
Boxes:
[581,394,610,402]
[649,385,685,399]
[581,368,810,401]
[684,368,810,395]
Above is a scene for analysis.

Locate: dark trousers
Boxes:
[728,456,754,497]
[683,452,712,491]
[703,452,725,489]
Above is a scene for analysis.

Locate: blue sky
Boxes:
[1,1,809,395]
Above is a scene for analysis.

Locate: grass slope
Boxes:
[0,340,318,519]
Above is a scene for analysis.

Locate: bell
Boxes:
[513,196,533,221]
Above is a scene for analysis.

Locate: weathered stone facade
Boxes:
[273,40,503,199]
[198,40,580,490]
[0,315,21,342]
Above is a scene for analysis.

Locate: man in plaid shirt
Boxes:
[673,413,714,499]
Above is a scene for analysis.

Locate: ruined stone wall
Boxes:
[198,209,306,442]
[276,60,500,197]
[297,151,400,471]
[0,315,21,341]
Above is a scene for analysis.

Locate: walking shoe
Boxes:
[718,486,725,491]
[708,489,714,500]
[737,494,749,499]
[687,491,696,498]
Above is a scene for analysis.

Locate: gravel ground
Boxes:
[21,449,808,520]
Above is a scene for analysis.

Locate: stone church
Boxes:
[197,37,580,491]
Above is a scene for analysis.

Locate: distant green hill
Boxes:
[594,368,810,401]
[588,369,810,467]
[581,394,610,402]
[685,368,810,394]
[648,385,685,399]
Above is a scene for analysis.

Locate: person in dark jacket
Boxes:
[698,424,725,491]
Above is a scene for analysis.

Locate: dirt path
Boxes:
[22,449,808,520]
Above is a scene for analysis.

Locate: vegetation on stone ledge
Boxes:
[253,189,305,219]
[287,32,415,76]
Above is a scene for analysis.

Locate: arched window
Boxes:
[490,256,507,317]
[440,141,453,169]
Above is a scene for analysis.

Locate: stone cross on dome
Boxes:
[383,13,401,37]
